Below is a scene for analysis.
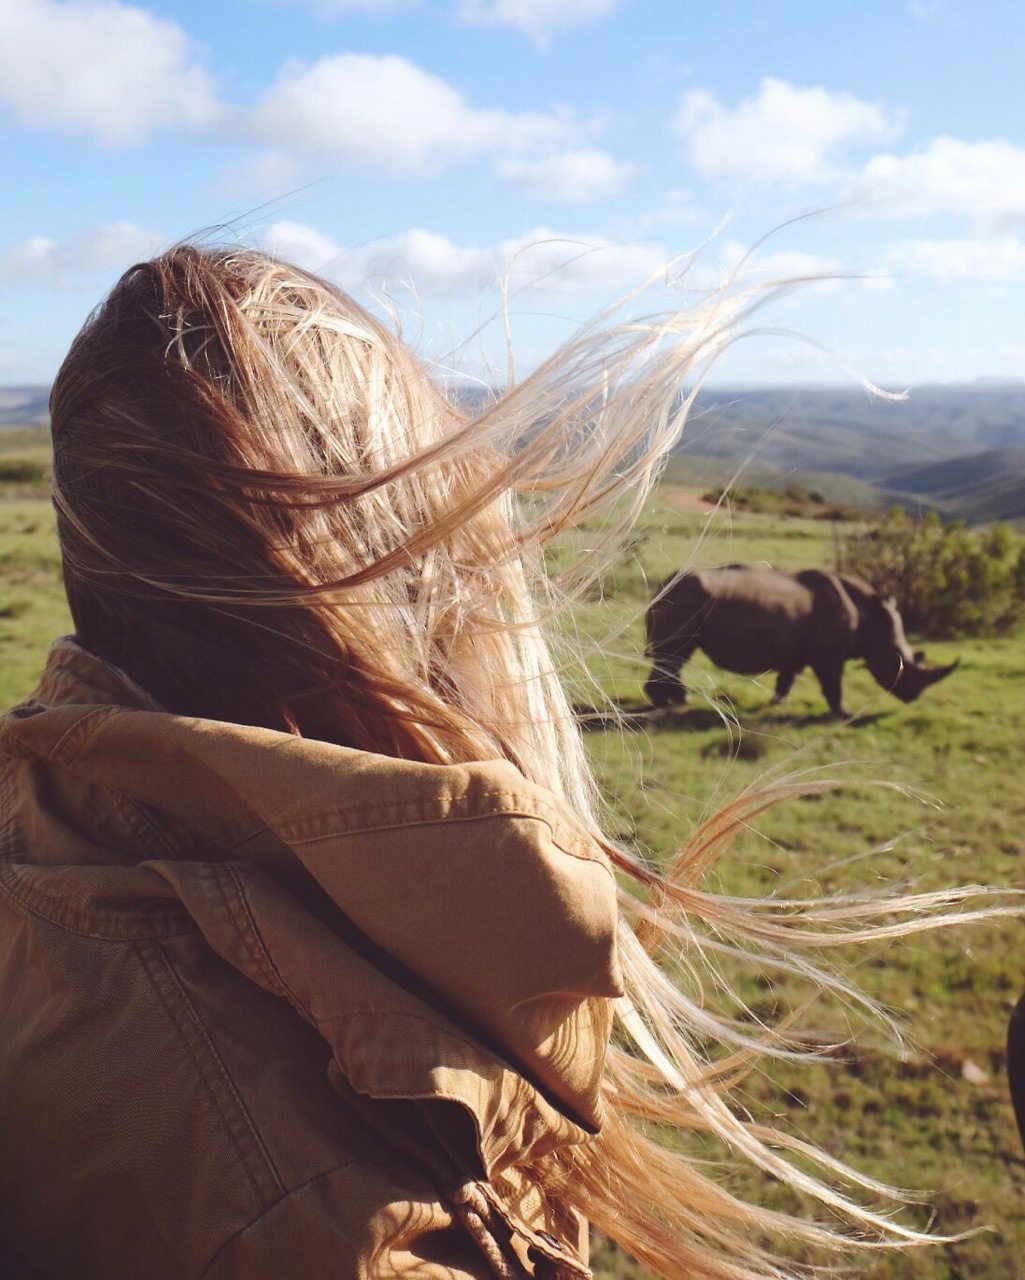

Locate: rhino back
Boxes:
[693,567,816,674]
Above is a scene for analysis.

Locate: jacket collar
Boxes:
[2,639,622,1185]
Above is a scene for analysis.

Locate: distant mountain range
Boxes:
[5,380,1025,521]
[0,386,48,426]
[676,384,1025,521]
[885,447,1025,522]
[680,383,1025,472]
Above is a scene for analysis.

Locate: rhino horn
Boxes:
[892,657,960,702]
[922,657,960,685]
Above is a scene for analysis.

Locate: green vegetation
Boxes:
[663,452,898,514]
[841,508,1025,638]
[0,425,52,501]
[2,441,1024,1278]
[0,429,68,700]
[0,497,68,700]
[702,483,864,521]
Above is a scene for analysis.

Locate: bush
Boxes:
[701,485,860,520]
[0,459,48,484]
[840,509,1025,638]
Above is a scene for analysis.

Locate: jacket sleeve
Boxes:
[200,1160,492,1280]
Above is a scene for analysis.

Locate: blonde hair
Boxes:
[49,245,1009,1279]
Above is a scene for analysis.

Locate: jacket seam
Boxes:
[0,767,18,852]
[134,937,286,1208]
[0,857,194,939]
[224,867,318,1023]
[114,790,187,860]
[6,709,189,863]
[6,706,603,865]
[215,865,292,1002]
[195,1159,364,1280]
[39,641,167,712]
[44,705,121,763]
[285,800,609,869]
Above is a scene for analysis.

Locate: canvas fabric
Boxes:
[0,640,623,1280]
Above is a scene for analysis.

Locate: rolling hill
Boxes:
[0,386,49,427]
[678,384,1025,481]
[885,447,1025,523]
[674,384,1025,520]
[5,380,1025,518]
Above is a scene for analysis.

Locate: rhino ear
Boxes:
[796,569,860,634]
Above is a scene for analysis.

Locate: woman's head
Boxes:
[51,246,551,764]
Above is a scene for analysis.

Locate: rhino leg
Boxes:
[644,666,687,707]
[644,635,698,708]
[812,659,850,719]
[644,581,703,708]
[644,650,691,711]
[771,667,797,706]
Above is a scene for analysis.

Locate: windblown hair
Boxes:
[49,245,1007,1279]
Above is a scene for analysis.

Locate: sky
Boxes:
[1,0,1024,389]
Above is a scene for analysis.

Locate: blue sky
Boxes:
[1,0,1023,387]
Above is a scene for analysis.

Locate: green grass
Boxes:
[0,499,69,702]
[0,429,69,699]
[0,425,52,501]
[2,461,1024,1277]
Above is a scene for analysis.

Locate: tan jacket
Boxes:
[0,640,623,1280]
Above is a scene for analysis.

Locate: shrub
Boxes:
[701,485,861,520]
[0,459,48,484]
[839,509,1025,638]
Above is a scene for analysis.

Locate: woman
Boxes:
[0,246,1000,1280]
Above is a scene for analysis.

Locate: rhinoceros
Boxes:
[643,565,958,718]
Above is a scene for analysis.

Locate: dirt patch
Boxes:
[660,489,716,513]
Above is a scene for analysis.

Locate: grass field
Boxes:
[568,492,1025,1279]
[2,427,1024,1278]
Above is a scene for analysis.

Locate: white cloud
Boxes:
[260,221,668,297]
[0,0,218,146]
[458,0,620,42]
[675,77,901,184]
[259,221,895,307]
[262,222,345,273]
[705,241,863,296]
[284,0,419,12]
[489,231,667,295]
[854,137,1025,221]
[248,53,577,174]
[496,149,636,202]
[352,229,498,294]
[217,150,300,197]
[0,222,167,288]
[885,234,1025,283]
[727,245,842,282]
[261,223,495,294]
[627,188,703,233]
